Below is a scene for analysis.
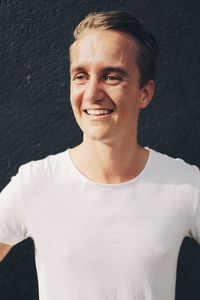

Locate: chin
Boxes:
[84,131,109,140]
[84,133,117,145]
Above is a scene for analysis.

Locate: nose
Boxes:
[84,77,105,102]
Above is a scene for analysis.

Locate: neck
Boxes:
[69,136,149,184]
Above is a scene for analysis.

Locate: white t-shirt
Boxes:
[0,148,200,300]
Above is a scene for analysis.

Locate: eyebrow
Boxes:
[102,67,129,78]
[70,66,129,78]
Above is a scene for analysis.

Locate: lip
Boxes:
[83,108,114,111]
[83,110,114,120]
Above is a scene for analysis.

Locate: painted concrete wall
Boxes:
[0,0,200,299]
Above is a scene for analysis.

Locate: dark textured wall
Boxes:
[0,0,200,299]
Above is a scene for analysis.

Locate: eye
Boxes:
[72,73,88,84]
[103,74,122,85]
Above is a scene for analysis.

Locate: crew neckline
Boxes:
[66,147,153,187]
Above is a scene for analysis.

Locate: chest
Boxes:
[28,183,191,267]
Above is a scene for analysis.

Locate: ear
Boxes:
[139,80,155,109]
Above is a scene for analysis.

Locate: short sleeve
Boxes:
[0,166,29,245]
[188,168,200,243]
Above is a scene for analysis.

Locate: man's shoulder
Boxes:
[149,148,199,186]
[18,149,68,177]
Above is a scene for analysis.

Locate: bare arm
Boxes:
[0,242,13,262]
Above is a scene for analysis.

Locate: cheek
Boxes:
[70,84,82,97]
[106,86,126,101]
[107,87,129,109]
[70,83,79,100]
[70,85,83,110]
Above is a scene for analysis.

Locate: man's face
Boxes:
[70,29,153,144]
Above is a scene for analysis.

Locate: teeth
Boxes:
[86,109,113,115]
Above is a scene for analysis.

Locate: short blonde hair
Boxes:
[69,11,159,88]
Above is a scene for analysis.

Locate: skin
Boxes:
[0,242,13,262]
[69,29,155,184]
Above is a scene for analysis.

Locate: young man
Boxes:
[0,11,200,300]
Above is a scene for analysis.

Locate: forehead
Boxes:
[70,29,138,70]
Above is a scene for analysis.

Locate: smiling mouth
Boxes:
[84,109,114,116]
